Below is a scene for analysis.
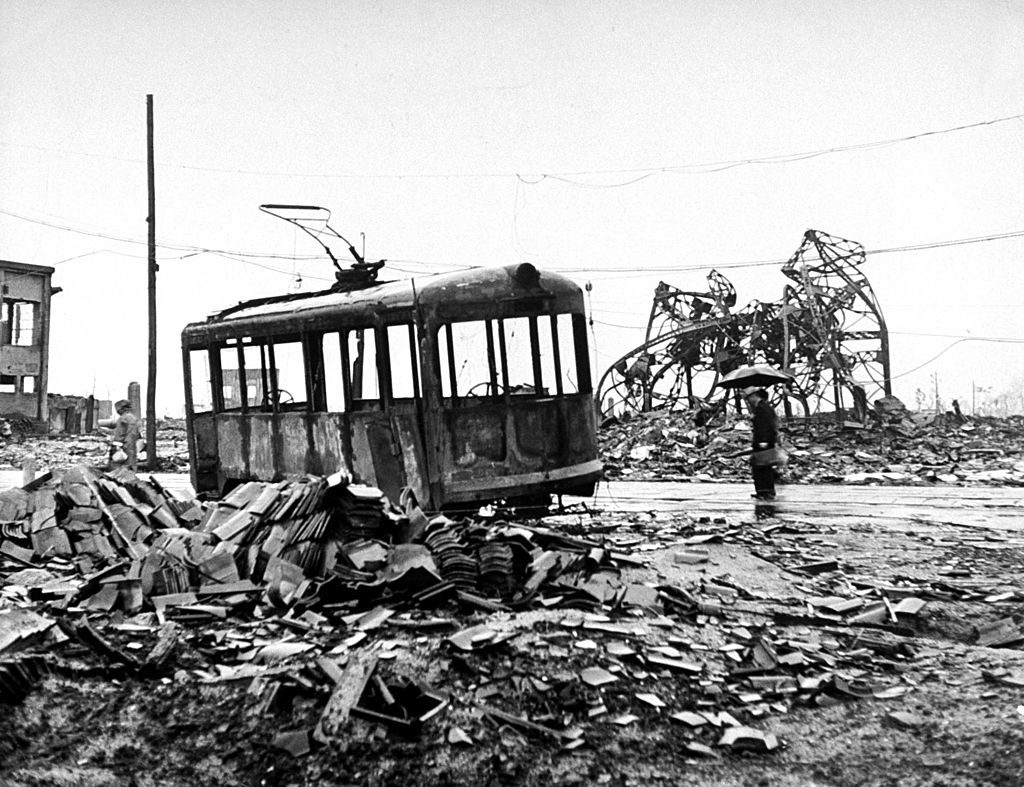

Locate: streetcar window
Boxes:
[217,342,275,410]
[270,340,307,409]
[501,317,543,394]
[387,323,420,400]
[436,324,454,398]
[241,345,265,407]
[319,332,347,412]
[347,328,382,407]
[435,315,590,400]
[570,314,593,393]
[437,321,496,399]
[188,349,213,413]
[555,313,580,393]
[220,347,243,410]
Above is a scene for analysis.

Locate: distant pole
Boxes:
[146,94,158,469]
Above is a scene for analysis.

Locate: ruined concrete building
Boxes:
[0,260,59,428]
[597,230,892,421]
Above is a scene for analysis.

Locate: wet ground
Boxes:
[590,480,1024,531]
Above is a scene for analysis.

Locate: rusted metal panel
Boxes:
[188,412,218,491]
[276,416,310,477]
[563,396,599,463]
[245,415,276,479]
[439,395,599,503]
[364,420,403,502]
[510,406,560,461]
[310,414,348,477]
[447,407,506,466]
[213,413,352,489]
[347,414,379,487]
[216,416,247,478]
[392,413,429,506]
[446,459,603,498]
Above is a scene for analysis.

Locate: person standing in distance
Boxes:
[744,387,779,500]
[110,399,141,472]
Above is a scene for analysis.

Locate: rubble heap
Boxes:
[0,419,191,473]
[600,409,1024,486]
[4,460,1024,779]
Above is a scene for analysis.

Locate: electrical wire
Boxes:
[3,111,1020,180]
[0,207,322,260]
[538,112,1024,180]
[870,230,1024,255]
[5,206,1024,284]
[891,330,1024,342]
[592,318,647,330]
[885,339,976,381]
[554,229,1024,274]
[204,251,335,282]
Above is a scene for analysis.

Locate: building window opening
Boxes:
[2,300,37,346]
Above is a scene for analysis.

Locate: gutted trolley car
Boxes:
[181,262,602,510]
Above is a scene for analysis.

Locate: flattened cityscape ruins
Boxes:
[1,236,1023,787]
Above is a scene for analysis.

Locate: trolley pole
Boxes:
[146,94,158,469]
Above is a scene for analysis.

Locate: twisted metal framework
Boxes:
[597,230,891,420]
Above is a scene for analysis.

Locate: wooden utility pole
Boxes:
[146,95,158,469]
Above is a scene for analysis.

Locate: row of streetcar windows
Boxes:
[188,314,589,415]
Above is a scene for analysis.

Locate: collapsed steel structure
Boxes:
[597,230,892,420]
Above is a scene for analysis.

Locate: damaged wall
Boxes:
[0,260,59,425]
[46,394,113,435]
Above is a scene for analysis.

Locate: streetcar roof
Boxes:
[181,263,584,343]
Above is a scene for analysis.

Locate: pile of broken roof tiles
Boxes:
[5,464,1023,757]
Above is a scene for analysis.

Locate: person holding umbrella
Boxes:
[715,364,793,503]
[744,387,780,500]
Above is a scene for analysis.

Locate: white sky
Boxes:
[2,0,1023,416]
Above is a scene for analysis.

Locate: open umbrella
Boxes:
[715,364,795,390]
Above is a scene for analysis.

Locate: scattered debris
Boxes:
[601,409,1024,487]
[3,442,1024,784]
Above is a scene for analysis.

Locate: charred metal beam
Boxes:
[597,230,891,422]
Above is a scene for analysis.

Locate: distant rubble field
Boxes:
[600,408,1024,486]
[2,410,1021,487]
[0,419,190,474]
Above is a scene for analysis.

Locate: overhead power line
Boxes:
[555,229,1024,274]
[884,336,1024,381]
[2,112,1021,180]
[4,203,1024,282]
[0,207,321,261]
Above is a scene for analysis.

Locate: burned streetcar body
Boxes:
[181,263,601,511]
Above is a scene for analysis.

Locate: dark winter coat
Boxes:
[751,399,778,448]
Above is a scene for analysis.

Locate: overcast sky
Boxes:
[2,0,1023,416]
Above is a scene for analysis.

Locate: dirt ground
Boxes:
[2,425,1024,786]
